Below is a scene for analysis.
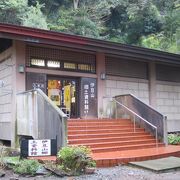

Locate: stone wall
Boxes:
[105,76,149,104]
[103,76,149,118]
[156,81,180,132]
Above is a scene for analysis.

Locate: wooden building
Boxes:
[0,23,180,147]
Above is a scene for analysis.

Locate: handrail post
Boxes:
[163,116,168,146]
[115,100,117,119]
[155,128,158,148]
[133,114,136,132]
[34,91,38,139]
[62,116,68,147]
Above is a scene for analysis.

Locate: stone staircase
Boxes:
[68,118,177,167]
[68,119,164,152]
[30,118,180,167]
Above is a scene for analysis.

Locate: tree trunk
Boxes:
[73,0,79,10]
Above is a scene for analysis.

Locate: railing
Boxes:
[16,89,68,149]
[103,94,168,146]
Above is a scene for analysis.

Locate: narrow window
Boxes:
[31,58,45,67]
[47,60,60,68]
[78,64,91,71]
[64,62,76,69]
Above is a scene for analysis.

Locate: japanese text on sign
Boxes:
[84,84,89,114]
[28,139,51,156]
[90,82,95,98]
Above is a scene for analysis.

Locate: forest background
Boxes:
[0,0,179,54]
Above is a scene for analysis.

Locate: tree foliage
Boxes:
[0,0,179,53]
[0,0,47,29]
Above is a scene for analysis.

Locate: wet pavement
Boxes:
[1,165,180,180]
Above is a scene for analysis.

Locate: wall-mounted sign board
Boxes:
[20,139,57,158]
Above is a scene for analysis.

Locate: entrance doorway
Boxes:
[47,77,78,118]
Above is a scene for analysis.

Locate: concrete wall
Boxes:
[105,76,149,104]
[104,60,180,132]
[0,47,14,141]
[103,76,149,118]
[156,81,180,132]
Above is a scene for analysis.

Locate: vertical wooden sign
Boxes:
[80,78,97,118]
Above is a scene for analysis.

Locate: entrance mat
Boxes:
[129,156,180,172]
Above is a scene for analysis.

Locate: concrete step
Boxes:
[68,121,133,126]
[68,134,153,144]
[91,143,164,153]
[68,118,130,122]
[67,118,171,167]
[68,128,145,135]
[92,145,180,167]
[68,131,150,139]
[73,139,157,148]
[68,124,135,130]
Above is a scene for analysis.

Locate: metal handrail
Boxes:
[103,96,158,148]
[114,99,157,129]
[114,98,158,148]
[117,93,164,117]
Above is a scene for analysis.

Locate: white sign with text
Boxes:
[28,139,51,156]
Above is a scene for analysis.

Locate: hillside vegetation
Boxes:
[0,0,179,53]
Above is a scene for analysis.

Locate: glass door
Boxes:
[47,77,78,118]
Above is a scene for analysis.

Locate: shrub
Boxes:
[168,134,180,145]
[57,145,96,175]
[13,159,41,175]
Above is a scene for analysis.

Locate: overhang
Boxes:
[0,23,179,64]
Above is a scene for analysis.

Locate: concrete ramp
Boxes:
[129,156,180,172]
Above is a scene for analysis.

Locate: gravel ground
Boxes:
[1,165,180,180]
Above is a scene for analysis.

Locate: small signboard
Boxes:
[20,139,57,158]
[28,139,51,156]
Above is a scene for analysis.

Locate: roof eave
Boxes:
[0,23,179,64]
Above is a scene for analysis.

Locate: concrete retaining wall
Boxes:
[156,81,180,132]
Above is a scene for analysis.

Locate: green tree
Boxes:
[23,2,48,29]
[48,7,99,38]
[0,0,179,53]
[0,0,47,29]
[104,1,163,44]
[127,2,163,43]
[0,0,28,25]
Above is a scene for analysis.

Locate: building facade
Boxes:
[0,23,180,146]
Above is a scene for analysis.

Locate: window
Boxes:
[64,62,76,69]
[78,64,91,71]
[27,46,96,73]
[47,60,60,68]
[31,58,45,67]
[29,57,96,73]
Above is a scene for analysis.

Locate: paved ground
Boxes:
[129,156,180,172]
[1,165,180,180]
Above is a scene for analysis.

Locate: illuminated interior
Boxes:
[48,79,77,117]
